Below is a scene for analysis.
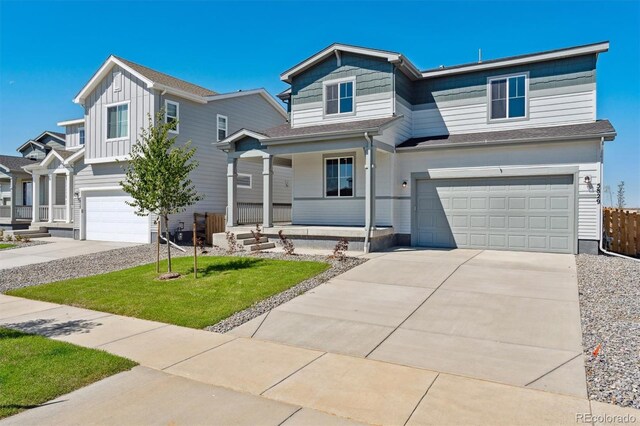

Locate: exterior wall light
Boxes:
[402,181,408,188]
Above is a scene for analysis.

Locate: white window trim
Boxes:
[104,100,130,142]
[79,126,85,145]
[165,100,180,134]
[237,173,252,189]
[487,71,530,123]
[324,155,355,198]
[217,114,228,141]
[322,77,356,118]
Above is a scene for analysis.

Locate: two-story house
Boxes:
[218,42,616,254]
[20,55,292,242]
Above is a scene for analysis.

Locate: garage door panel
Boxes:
[415,175,574,253]
[85,191,149,244]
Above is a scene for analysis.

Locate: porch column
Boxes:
[226,157,237,227]
[48,173,54,223]
[9,176,16,223]
[65,170,72,223]
[364,143,376,232]
[32,173,40,222]
[262,155,273,228]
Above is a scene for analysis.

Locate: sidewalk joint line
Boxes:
[251,309,272,338]
[524,352,583,387]
[277,407,303,426]
[260,352,327,396]
[161,337,239,371]
[96,324,169,348]
[404,373,440,426]
[365,250,485,358]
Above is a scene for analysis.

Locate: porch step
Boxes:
[248,242,276,251]
[5,229,51,238]
[242,236,268,245]
[236,233,256,240]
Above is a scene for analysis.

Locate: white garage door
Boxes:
[85,191,150,243]
[414,175,575,253]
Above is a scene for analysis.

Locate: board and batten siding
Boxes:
[290,53,394,127]
[404,55,597,138]
[391,139,602,241]
[65,124,83,150]
[84,65,155,161]
[291,150,392,226]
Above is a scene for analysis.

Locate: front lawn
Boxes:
[0,328,136,419]
[9,256,329,329]
[0,243,16,250]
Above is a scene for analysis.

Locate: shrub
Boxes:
[22,236,31,243]
[225,232,244,254]
[251,224,263,253]
[331,238,349,261]
[14,234,23,242]
[4,235,13,242]
[278,230,295,255]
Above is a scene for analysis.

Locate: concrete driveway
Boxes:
[231,248,585,398]
[0,237,139,269]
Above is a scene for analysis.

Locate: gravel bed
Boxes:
[0,240,49,251]
[577,253,640,409]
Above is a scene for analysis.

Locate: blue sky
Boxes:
[1,0,638,205]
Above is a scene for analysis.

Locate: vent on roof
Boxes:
[113,71,122,92]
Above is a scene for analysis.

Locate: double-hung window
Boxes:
[217,114,228,141]
[325,80,354,115]
[106,103,129,140]
[79,127,85,145]
[489,74,527,120]
[165,100,179,133]
[325,156,354,197]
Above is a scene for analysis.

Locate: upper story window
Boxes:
[165,100,179,133]
[324,79,354,115]
[489,74,527,120]
[325,156,354,197]
[106,102,129,140]
[217,114,228,141]
[79,127,85,145]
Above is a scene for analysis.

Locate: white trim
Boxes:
[56,118,85,127]
[487,72,530,122]
[33,131,66,144]
[205,89,288,119]
[323,77,356,117]
[64,148,85,165]
[85,155,129,165]
[104,100,130,141]
[77,185,123,195]
[324,155,355,198]
[16,140,45,153]
[153,83,208,104]
[217,114,228,142]
[422,42,609,78]
[164,100,180,134]
[79,126,85,146]
[237,173,252,189]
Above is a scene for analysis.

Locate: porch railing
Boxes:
[237,202,291,225]
[39,206,49,222]
[0,206,10,219]
[52,205,67,222]
[15,206,32,220]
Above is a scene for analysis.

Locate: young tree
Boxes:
[617,181,626,209]
[120,111,203,273]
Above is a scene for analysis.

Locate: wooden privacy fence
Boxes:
[603,208,640,257]
[193,212,226,245]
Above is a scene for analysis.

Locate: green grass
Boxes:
[9,256,329,329]
[0,243,16,250]
[0,327,136,419]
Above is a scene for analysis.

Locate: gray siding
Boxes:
[40,134,66,150]
[72,162,125,226]
[84,65,155,161]
[65,124,84,149]
[20,145,46,160]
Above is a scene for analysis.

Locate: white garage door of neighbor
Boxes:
[415,175,575,253]
[85,191,150,243]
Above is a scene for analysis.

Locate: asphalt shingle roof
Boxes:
[396,120,616,150]
[115,56,217,97]
[261,116,401,139]
[0,155,37,172]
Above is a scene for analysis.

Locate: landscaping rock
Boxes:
[577,253,640,409]
[158,272,181,280]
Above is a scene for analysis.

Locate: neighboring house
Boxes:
[218,41,615,254]
[21,55,291,242]
[0,155,38,229]
[16,131,66,160]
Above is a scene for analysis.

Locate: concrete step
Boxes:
[249,242,276,251]
[241,237,268,245]
[5,230,51,239]
[236,232,257,240]
[28,226,46,232]
[20,233,51,239]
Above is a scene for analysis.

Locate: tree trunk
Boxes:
[156,219,161,273]
[165,215,172,272]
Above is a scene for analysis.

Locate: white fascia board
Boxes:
[153,83,208,104]
[84,155,129,165]
[421,42,610,78]
[215,129,268,150]
[40,150,66,168]
[64,148,85,165]
[16,140,44,152]
[205,89,288,118]
[34,131,65,144]
[57,118,85,127]
[74,56,154,104]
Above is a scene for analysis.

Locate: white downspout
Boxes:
[598,137,640,262]
[364,132,373,253]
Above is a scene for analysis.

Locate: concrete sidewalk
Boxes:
[2,293,638,425]
[0,237,139,269]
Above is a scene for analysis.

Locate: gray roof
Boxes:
[0,155,37,173]
[396,120,616,150]
[51,149,75,160]
[115,56,217,97]
[260,116,401,139]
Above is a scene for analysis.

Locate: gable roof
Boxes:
[16,140,45,153]
[396,120,616,151]
[0,155,37,173]
[280,43,423,83]
[16,131,66,154]
[74,55,217,104]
